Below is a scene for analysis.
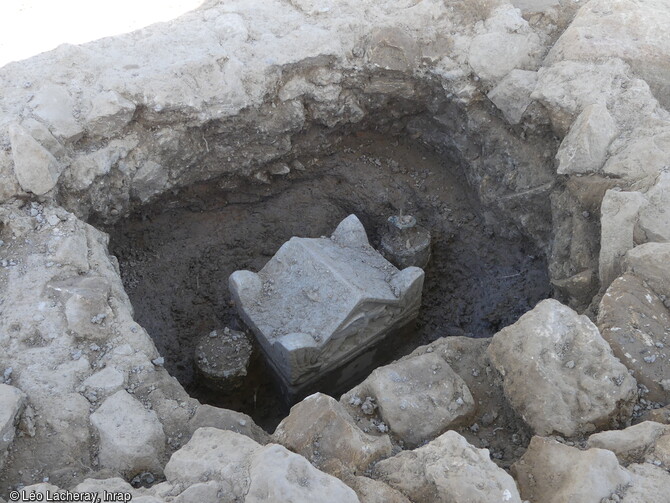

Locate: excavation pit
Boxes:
[105,132,551,430]
[4,0,670,496]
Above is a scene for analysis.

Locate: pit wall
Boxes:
[1,0,670,492]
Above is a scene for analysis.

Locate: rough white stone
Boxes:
[511,0,560,13]
[374,430,522,503]
[9,123,62,195]
[637,171,670,242]
[273,392,392,473]
[342,475,411,503]
[165,428,359,503]
[599,190,648,289]
[468,32,540,82]
[588,421,670,465]
[85,91,136,137]
[246,443,359,503]
[598,274,670,402]
[29,84,84,141]
[68,137,138,191]
[61,277,115,341]
[341,352,475,447]
[622,463,670,503]
[603,129,670,182]
[164,427,259,492]
[230,214,424,394]
[512,436,631,503]
[487,299,637,437]
[623,242,670,301]
[532,59,631,135]
[90,390,165,476]
[132,160,168,203]
[468,6,541,82]
[81,367,127,399]
[547,0,670,110]
[556,103,618,175]
[0,383,26,469]
[487,69,538,124]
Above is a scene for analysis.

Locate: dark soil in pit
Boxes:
[105,131,551,431]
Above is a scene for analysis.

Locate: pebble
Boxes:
[361,396,377,415]
[644,355,657,364]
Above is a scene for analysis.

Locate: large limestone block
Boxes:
[9,124,62,195]
[164,427,259,492]
[556,103,618,175]
[273,392,392,473]
[468,32,540,82]
[532,59,630,135]
[622,463,670,503]
[487,69,538,124]
[0,384,26,469]
[29,84,84,141]
[598,274,670,402]
[341,475,411,503]
[599,189,648,289]
[374,430,522,503]
[637,171,670,242]
[53,276,115,341]
[468,5,541,82]
[81,367,127,401]
[546,0,670,110]
[341,351,474,447]
[230,215,424,394]
[90,390,166,476]
[487,299,637,437]
[165,428,359,503]
[604,129,670,182]
[623,242,670,302]
[246,443,359,503]
[587,421,670,465]
[512,436,631,503]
